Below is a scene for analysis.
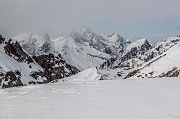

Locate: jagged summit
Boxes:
[79,26,94,35]
[101,32,124,43]
[68,26,125,56]
[125,38,150,52]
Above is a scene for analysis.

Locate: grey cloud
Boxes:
[0,0,180,39]
[177,26,180,29]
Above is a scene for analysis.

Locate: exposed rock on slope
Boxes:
[99,38,151,70]
[99,36,180,79]
[70,26,125,55]
[32,54,75,82]
[100,37,180,70]
[53,36,109,71]
[0,35,74,88]
[125,39,180,79]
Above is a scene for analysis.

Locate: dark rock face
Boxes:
[124,69,140,79]
[121,39,151,62]
[1,71,23,88]
[159,67,180,77]
[4,39,33,64]
[41,42,51,53]
[104,47,112,54]
[32,53,75,82]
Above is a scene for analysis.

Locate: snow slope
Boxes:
[129,40,180,78]
[64,67,102,81]
[0,68,179,119]
[53,37,109,71]
[0,43,43,85]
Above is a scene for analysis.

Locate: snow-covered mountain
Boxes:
[99,38,151,70]
[70,26,125,55]
[53,36,109,71]
[12,26,125,71]
[0,34,74,88]
[10,27,180,80]
[125,37,180,79]
[100,36,180,69]
[99,36,180,79]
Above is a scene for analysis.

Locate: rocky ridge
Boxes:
[125,37,180,79]
[99,36,180,79]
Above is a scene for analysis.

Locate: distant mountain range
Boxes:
[0,26,180,88]
[12,26,126,71]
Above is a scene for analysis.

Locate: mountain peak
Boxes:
[79,26,94,35]
[126,38,150,51]
[12,33,52,55]
[101,32,124,43]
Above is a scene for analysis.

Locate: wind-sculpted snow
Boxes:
[0,72,179,119]
[65,67,102,81]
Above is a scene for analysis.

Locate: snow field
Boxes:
[0,68,179,119]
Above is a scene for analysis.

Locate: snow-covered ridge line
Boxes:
[99,36,180,79]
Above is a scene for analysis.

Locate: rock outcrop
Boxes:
[32,54,75,82]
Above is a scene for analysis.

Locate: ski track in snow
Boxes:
[0,68,179,119]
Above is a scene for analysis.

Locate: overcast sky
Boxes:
[0,0,180,42]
